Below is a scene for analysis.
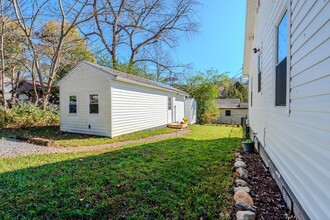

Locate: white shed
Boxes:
[184,98,197,124]
[244,1,330,219]
[58,61,188,137]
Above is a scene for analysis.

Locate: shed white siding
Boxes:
[111,80,170,137]
[246,1,330,219]
[184,98,197,124]
[218,108,248,124]
[60,64,111,136]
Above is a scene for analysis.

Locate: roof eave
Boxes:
[243,0,258,77]
[114,76,189,96]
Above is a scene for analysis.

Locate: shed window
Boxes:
[276,11,288,106]
[89,94,99,114]
[225,110,231,116]
[168,97,172,110]
[69,95,77,114]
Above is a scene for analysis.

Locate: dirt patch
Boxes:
[230,150,296,220]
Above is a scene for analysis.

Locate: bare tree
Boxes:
[11,0,94,108]
[93,0,127,69]
[0,0,11,108]
[137,42,191,83]
[92,0,199,72]
[123,0,199,66]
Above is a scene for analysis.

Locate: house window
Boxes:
[225,110,231,116]
[258,54,262,92]
[276,11,288,106]
[89,94,99,114]
[250,77,253,107]
[69,95,77,114]
[168,97,172,110]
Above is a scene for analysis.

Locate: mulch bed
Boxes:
[230,150,296,220]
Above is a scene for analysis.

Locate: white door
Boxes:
[173,105,177,122]
[167,97,172,123]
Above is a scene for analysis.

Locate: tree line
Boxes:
[0,0,247,123]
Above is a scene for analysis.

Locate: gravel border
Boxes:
[0,129,189,158]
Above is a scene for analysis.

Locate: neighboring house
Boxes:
[58,61,188,137]
[244,1,330,219]
[216,99,248,124]
[16,80,43,101]
[184,98,197,124]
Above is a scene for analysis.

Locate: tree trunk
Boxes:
[10,67,20,106]
[0,23,6,108]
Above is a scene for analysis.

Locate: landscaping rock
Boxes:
[17,136,57,147]
[234,161,246,168]
[236,210,256,220]
[234,191,254,206]
[236,167,249,179]
[235,202,256,212]
[235,178,247,187]
[235,158,243,162]
[234,186,250,193]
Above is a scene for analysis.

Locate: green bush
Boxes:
[0,102,59,129]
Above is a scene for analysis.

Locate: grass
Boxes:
[0,126,176,147]
[0,125,242,219]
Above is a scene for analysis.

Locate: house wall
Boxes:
[218,108,248,124]
[60,64,111,137]
[111,80,185,137]
[248,1,330,219]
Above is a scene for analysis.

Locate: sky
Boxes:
[172,0,246,78]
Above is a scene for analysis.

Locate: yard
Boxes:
[0,125,242,219]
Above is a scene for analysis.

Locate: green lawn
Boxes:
[0,125,242,219]
[0,126,176,147]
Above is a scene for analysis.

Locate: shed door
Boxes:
[168,97,172,123]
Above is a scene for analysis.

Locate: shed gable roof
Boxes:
[58,61,188,95]
[216,98,248,109]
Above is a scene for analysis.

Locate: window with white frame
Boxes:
[168,97,172,110]
[89,94,99,114]
[275,11,288,106]
[258,53,262,92]
[69,95,77,114]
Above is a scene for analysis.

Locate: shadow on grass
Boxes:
[0,126,99,140]
[0,136,240,219]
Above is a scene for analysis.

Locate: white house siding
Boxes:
[111,80,185,137]
[247,1,330,219]
[60,64,111,136]
[218,109,248,124]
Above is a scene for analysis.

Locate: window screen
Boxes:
[89,94,99,114]
[258,54,262,92]
[69,95,77,113]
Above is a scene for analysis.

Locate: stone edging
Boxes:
[232,152,256,220]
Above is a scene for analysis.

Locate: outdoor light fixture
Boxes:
[253,48,260,53]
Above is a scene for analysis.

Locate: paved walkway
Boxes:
[0,129,189,158]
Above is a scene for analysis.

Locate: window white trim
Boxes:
[68,93,78,115]
[88,91,100,115]
[272,2,291,117]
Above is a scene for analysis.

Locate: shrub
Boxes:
[0,102,59,129]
